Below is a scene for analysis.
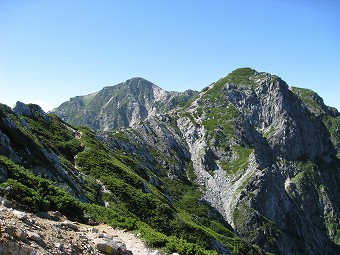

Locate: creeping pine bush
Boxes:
[166,236,218,255]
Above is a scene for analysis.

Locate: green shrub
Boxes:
[0,178,49,211]
[84,203,138,230]
[166,236,218,255]
[138,225,168,247]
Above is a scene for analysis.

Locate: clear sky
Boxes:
[1,0,339,111]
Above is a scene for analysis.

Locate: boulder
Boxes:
[60,220,79,231]
[27,231,42,242]
[0,196,14,208]
[0,130,20,163]
[94,238,127,255]
[13,101,51,123]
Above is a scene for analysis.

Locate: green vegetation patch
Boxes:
[322,115,340,158]
[220,146,254,175]
[236,173,255,195]
[291,87,322,113]
[82,92,98,106]
[166,236,218,255]
[263,126,276,139]
[291,160,319,185]
[181,112,199,126]
[26,114,83,162]
[319,184,340,245]
[202,104,240,148]
[224,67,258,86]
[109,130,132,143]
[160,174,259,254]
[0,155,84,218]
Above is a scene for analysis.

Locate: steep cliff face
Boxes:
[177,68,340,254]
[52,77,198,131]
[102,68,340,254]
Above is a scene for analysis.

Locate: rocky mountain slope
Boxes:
[52,77,198,131]
[1,67,340,255]
[90,68,340,255]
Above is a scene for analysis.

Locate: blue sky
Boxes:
[1,0,339,111]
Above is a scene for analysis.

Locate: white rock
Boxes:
[150,251,162,255]
[12,209,28,220]
[27,231,42,242]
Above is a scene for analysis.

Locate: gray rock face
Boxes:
[0,129,20,163]
[52,77,198,131]
[12,101,32,117]
[13,101,51,123]
[223,79,334,161]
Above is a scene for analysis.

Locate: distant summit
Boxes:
[52,77,198,131]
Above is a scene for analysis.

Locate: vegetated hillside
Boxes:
[52,77,198,131]
[0,101,265,254]
[100,68,340,255]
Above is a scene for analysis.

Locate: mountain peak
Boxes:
[125,76,152,82]
[121,77,161,94]
[223,67,284,87]
[52,79,198,131]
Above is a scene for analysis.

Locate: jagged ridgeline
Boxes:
[1,67,340,255]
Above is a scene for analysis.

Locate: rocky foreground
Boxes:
[0,200,168,255]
